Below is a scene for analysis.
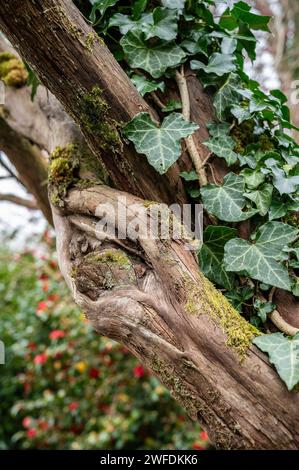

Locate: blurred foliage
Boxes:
[0,233,208,450]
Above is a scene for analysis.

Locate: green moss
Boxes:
[85,249,131,268]
[79,86,122,153]
[0,52,28,87]
[143,200,157,208]
[231,119,255,154]
[258,133,275,151]
[283,211,299,228]
[184,273,261,360]
[84,32,97,53]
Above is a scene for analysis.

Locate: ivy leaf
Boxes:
[230,104,252,123]
[253,299,276,323]
[109,13,151,35]
[191,53,236,77]
[120,30,186,78]
[162,99,182,113]
[198,226,237,289]
[200,173,257,222]
[90,0,119,23]
[161,0,185,11]
[253,333,299,390]
[214,73,242,120]
[130,74,165,96]
[245,183,273,216]
[180,170,198,181]
[132,0,148,19]
[265,158,299,195]
[240,168,265,189]
[145,7,179,41]
[221,37,237,55]
[231,1,271,32]
[268,199,289,221]
[225,286,254,313]
[224,222,298,290]
[204,123,239,166]
[123,112,198,174]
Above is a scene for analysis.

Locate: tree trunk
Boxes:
[1,0,299,450]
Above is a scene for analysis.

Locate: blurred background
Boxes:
[0,0,298,450]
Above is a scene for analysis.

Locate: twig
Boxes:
[266,287,299,336]
[175,66,208,186]
[0,155,24,187]
[150,91,166,110]
[0,193,38,210]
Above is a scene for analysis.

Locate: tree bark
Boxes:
[1,0,299,450]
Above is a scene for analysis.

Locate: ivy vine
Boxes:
[76,0,299,389]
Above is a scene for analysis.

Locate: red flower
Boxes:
[42,283,49,292]
[47,294,59,302]
[68,401,79,411]
[22,417,32,428]
[36,301,48,314]
[26,428,37,439]
[133,364,145,378]
[49,330,65,340]
[34,353,48,365]
[89,368,100,379]
[27,342,37,351]
[38,420,49,431]
[192,442,203,450]
[23,382,31,394]
[200,431,209,441]
[39,273,48,281]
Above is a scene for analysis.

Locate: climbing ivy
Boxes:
[81,0,299,389]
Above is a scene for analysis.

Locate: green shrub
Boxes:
[0,243,208,450]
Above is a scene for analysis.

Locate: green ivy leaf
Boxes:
[191,53,236,76]
[198,226,237,289]
[200,173,257,222]
[161,0,185,11]
[204,123,239,166]
[225,286,254,313]
[268,199,289,221]
[162,99,182,113]
[123,112,198,174]
[120,30,186,78]
[130,74,165,96]
[265,158,299,195]
[90,0,119,23]
[214,73,242,120]
[180,170,198,181]
[240,168,265,189]
[253,333,299,390]
[245,183,273,216]
[231,1,271,32]
[253,299,276,323]
[224,222,298,290]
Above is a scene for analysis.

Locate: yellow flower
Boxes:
[53,361,61,370]
[118,393,129,402]
[75,361,87,373]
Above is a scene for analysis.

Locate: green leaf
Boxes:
[123,112,198,174]
[214,73,242,120]
[161,0,185,11]
[225,286,254,313]
[180,170,198,181]
[265,158,299,195]
[240,168,265,189]
[90,0,119,22]
[198,226,237,289]
[162,99,182,113]
[132,0,148,19]
[200,173,256,222]
[204,123,239,166]
[130,74,165,96]
[245,183,273,216]
[253,299,276,323]
[191,53,236,77]
[120,30,186,78]
[147,7,178,41]
[224,222,298,290]
[253,333,299,390]
[221,37,237,55]
[231,1,271,32]
[268,199,289,221]
[230,104,252,123]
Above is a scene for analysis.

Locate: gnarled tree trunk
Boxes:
[0,0,299,450]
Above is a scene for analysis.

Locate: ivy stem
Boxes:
[150,91,166,110]
[265,287,298,336]
[175,65,208,187]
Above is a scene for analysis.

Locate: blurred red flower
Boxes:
[36,301,48,314]
[133,364,145,378]
[26,428,37,439]
[39,273,48,281]
[200,431,209,441]
[47,294,59,302]
[89,368,100,379]
[34,353,48,365]
[193,442,203,450]
[68,401,79,411]
[27,342,37,350]
[49,330,65,340]
[22,417,32,428]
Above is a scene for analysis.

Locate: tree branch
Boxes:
[0,193,38,210]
